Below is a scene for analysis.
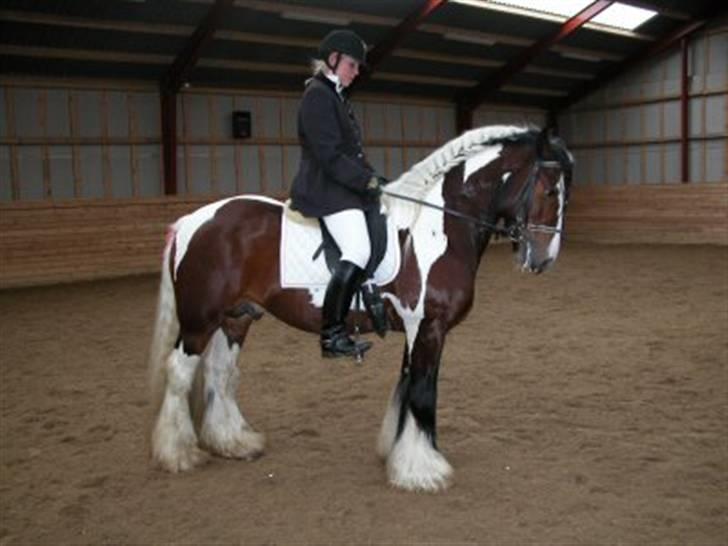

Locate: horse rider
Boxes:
[290,29,389,359]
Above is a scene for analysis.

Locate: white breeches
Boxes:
[322,208,371,269]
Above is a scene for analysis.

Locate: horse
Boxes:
[148,124,573,492]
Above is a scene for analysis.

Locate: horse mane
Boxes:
[382,124,537,228]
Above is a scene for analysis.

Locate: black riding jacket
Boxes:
[290,73,376,217]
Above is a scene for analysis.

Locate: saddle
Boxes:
[278,202,399,291]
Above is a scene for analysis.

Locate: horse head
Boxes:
[494,128,573,274]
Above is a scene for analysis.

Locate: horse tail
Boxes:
[148,226,180,427]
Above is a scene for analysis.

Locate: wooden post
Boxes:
[680,36,690,183]
[5,88,19,200]
[160,90,177,194]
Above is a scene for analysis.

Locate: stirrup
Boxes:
[321,327,372,359]
[361,284,389,338]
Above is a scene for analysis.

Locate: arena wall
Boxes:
[1,182,726,289]
[558,27,727,187]
[1,22,726,290]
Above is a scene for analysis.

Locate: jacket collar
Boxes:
[312,72,347,100]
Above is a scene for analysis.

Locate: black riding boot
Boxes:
[321,261,373,358]
[360,282,388,338]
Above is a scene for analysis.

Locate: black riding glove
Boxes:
[365,175,389,197]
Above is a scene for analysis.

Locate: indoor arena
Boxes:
[1,1,726,544]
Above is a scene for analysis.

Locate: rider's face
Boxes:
[330,53,360,88]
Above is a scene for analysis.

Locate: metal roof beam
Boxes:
[161,0,234,94]
[354,0,449,90]
[160,0,233,194]
[458,0,614,110]
[366,0,449,70]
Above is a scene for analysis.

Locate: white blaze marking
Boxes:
[546,174,566,260]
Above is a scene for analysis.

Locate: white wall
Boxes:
[1,78,549,202]
[559,28,727,186]
[174,90,457,195]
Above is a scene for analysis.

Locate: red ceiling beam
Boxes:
[555,15,717,112]
[458,0,613,111]
[160,0,233,195]
[356,0,449,86]
[161,0,234,94]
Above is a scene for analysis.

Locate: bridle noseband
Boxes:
[382,159,564,242]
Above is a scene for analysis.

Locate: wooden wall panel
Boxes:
[3,183,725,289]
[567,183,728,245]
[0,197,210,288]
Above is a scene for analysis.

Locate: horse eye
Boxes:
[545,188,558,198]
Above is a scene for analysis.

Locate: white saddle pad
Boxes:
[280,202,400,289]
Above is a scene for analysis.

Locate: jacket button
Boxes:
[357,153,363,158]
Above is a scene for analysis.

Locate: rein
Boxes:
[382,159,563,242]
[382,188,513,238]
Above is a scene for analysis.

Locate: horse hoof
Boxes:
[386,442,453,492]
[201,428,266,461]
[387,464,452,493]
[154,444,209,473]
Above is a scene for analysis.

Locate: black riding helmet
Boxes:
[318,29,367,67]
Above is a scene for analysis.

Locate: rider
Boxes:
[290,29,388,359]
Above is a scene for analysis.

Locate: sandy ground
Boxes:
[0,242,726,545]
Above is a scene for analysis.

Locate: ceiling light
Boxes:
[559,50,603,62]
[488,0,594,18]
[280,11,351,26]
[443,32,496,46]
[451,0,658,33]
[591,3,657,31]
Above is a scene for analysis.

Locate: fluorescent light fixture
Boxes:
[591,3,657,30]
[451,0,593,21]
[559,50,603,62]
[281,11,351,26]
[443,32,496,46]
[451,0,658,32]
[489,0,593,18]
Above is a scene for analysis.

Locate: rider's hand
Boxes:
[366,175,388,197]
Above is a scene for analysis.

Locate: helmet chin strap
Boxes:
[326,51,342,72]
[324,52,345,95]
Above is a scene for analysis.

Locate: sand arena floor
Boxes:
[0,242,726,544]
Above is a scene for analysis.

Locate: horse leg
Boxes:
[198,322,265,460]
[377,345,408,460]
[379,320,452,492]
[151,343,209,472]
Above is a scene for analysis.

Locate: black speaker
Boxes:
[232,111,251,139]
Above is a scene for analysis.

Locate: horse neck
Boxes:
[439,165,502,267]
[490,144,539,223]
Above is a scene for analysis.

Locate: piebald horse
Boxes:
[148,125,573,492]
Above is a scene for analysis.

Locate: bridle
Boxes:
[382,159,564,243]
[506,159,564,241]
